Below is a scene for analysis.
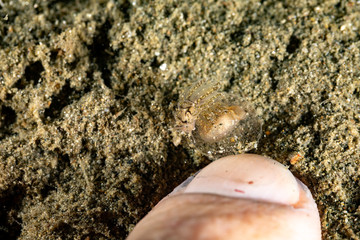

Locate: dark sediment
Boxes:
[0,1,359,239]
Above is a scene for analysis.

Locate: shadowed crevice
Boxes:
[14,61,44,89]
[286,35,301,54]
[43,80,91,122]
[0,185,25,240]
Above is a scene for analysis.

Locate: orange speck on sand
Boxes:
[290,153,303,165]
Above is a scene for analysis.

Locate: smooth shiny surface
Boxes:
[127,154,321,240]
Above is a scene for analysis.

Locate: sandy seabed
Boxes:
[0,0,359,239]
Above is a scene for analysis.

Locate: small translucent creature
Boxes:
[174,78,262,159]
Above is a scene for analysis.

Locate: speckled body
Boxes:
[175,79,223,134]
[174,79,262,159]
